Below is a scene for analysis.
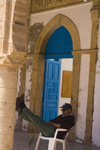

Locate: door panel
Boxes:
[43,60,61,121]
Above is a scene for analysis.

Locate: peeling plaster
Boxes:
[25,57,33,103]
[22,57,33,131]
[28,23,44,53]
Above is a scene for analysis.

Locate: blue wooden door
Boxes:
[42,60,61,121]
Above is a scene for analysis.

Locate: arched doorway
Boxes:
[41,26,73,121]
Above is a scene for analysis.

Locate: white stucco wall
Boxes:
[92,18,100,147]
[58,59,73,115]
[76,54,90,144]
[30,2,93,50]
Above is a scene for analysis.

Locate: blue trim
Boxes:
[45,53,73,59]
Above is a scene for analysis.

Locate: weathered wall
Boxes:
[30,2,93,50]
[28,23,44,54]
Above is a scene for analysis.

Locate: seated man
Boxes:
[16,94,75,139]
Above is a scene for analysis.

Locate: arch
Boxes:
[34,14,80,54]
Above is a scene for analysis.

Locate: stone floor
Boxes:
[13,130,100,150]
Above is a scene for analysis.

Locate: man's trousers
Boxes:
[19,107,57,137]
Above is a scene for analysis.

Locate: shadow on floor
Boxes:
[13,130,100,150]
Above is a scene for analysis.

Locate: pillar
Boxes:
[28,54,44,132]
[0,65,18,150]
[84,51,97,145]
[68,52,81,142]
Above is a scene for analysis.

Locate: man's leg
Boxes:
[20,107,57,137]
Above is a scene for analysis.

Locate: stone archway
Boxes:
[34,14,80,55]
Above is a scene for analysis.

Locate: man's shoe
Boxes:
[19,94,24,102]
[19,94,26,110]
[16,94,26,114]
[16,97,21,113]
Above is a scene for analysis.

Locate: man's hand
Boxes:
[49,122,60,128]
[46,121,50,123]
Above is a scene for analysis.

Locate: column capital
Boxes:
[27,53,45,59]
[93,0,100,7]
[72,49,97,55]
[90,6,99,21]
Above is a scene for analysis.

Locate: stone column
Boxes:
[0,51,26,150]
[83,5,99,145]
[90,7,99,49]
[68,52,81,142]
[84,51,97,145]
[0,65,18,150]
[28,54,44,132]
